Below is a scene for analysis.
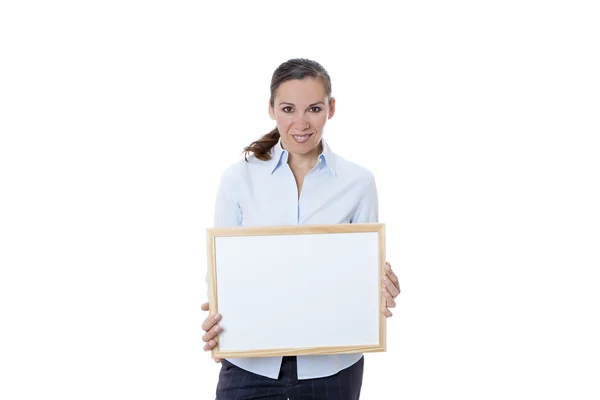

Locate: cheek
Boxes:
[310,114,327,128]
[275,115,293,128]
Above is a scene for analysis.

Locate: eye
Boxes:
[282,106,293,113]
[309,106,322,112]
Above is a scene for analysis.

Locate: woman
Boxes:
[201,58,400,399]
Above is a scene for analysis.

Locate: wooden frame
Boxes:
[206,223,386,358]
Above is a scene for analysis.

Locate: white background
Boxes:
[1,1,599,399]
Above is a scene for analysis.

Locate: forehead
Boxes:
[274,78,327,104]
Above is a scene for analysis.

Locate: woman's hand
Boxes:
[381,261,400,318]
[201,302,222,363]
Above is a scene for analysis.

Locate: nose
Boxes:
[294,112,310,129]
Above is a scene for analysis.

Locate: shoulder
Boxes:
[220,158,247,181]
[333,154,376,187]
[219,154,268,183]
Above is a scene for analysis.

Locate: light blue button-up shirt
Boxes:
[213,138,378,380]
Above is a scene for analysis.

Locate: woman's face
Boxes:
[269,78,335,159]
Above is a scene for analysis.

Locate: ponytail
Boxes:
[243,128,280,161]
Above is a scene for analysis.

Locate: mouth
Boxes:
[291,133,313,144]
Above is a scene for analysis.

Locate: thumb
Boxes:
[201,302,209,312]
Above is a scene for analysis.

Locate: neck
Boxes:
[286,142,322,172]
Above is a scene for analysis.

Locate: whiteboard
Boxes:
[206,223,386,358]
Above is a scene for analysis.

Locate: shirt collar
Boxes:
[319,138,336,177]
[268,139,288,173]
[269,137,336,177]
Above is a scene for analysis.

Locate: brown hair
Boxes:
[243,58,332,161]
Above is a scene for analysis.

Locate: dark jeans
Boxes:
[216,356,364,400]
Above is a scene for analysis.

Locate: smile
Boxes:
[292,133,313,143]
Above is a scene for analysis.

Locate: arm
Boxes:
[352,173,400,317]
[351,172,378,224]
[214,169,243,228]
[203,167,243,361]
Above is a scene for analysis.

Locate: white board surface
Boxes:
[211,229,382,355]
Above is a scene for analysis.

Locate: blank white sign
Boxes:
[207,223,386,357]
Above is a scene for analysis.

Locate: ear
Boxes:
[268,101,275,120]
[328,97,336,119]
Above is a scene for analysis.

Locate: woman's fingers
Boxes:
[382,275,400,298]
[381,263,398,316]
[203,337,219,352]
[383,262,400,298]
[202,312,221,332]
[202,324,221,343]
[385,262,399,285]
[201,302,222,357]
[381,287,397,308]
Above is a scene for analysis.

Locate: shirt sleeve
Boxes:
[351,173,379,223]
[213,167,243,228]
[206,166,243,293]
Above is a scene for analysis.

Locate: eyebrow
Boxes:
[279,102,325,107]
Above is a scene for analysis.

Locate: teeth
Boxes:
[292,134,311,143]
